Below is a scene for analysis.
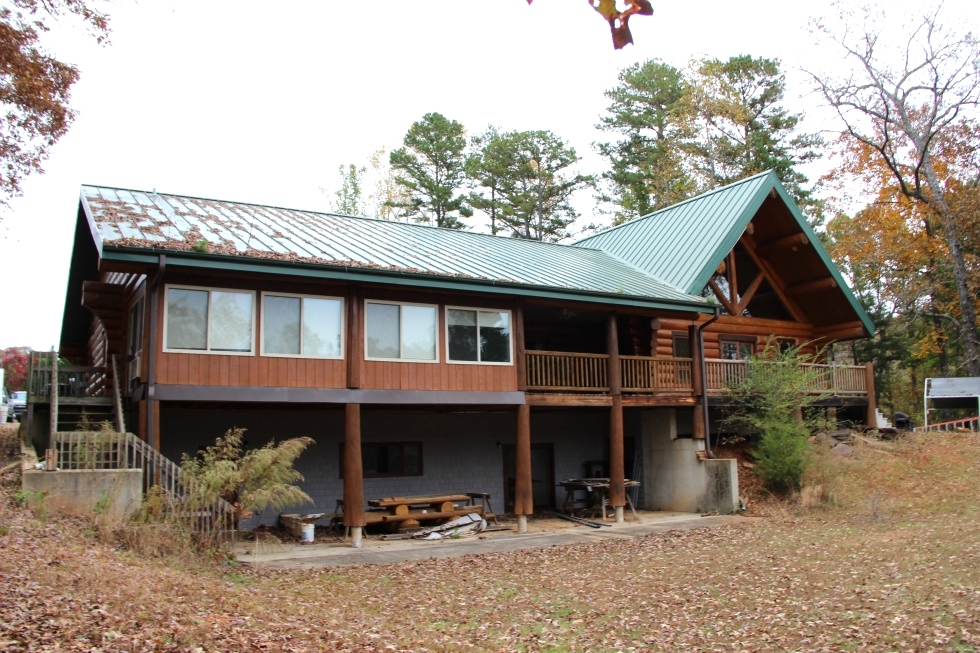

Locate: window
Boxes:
[261,293,343,358]
[447,307,512,364]
[365,301,437,361]
[339,442,423,478]
[164,286,255,354]
[719,336,755,360]
[776,338,797,353]
[672,333,691,358]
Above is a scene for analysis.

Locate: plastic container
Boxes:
[300,522,315,543]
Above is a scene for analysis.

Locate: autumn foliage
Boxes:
[527,0,653,49]
[1,346,28,391]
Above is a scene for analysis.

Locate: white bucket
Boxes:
[300,522,315,543]
[0,406,7,423]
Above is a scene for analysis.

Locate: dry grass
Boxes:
[1,432,979,652]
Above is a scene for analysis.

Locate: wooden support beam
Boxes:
[689,324,706,440]
[515,304,527,392]
[609,395,625,508]
[864,363,877,427]
[728,251,738,308]
[343,403,366,528]
[739,235,809,324]
[514,404,533,516]
[606,313,621,396]
[346,287,362,389]
[786,277,838,295]
[736,272,765,313]
[756,232,809,256]
[708,278,738,316]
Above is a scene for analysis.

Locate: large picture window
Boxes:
[261,293,343,358]
[446,307,512,364]
[164,286,255,354]
[365,301,437,361]
[720,336,755,360]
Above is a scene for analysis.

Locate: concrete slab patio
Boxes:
[236,511,754,569]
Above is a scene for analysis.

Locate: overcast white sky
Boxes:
[0,0,977,351]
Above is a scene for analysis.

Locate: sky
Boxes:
[1,0,977,351]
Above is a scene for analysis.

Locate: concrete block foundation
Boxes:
[22,469,143,518]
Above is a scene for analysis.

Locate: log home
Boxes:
[38,171,873,535]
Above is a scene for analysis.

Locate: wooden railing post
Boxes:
[49,348,58,444]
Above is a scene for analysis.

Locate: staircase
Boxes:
[52,430,236,541]
[875,408,893,429]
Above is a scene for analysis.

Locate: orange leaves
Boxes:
[526,0,653,49]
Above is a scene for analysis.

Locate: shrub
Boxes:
[724,339,833,493]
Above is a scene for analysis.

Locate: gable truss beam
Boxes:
[707,278,738,316]
[738,235,809,324]
[786,277,838,295]
[756,232,809,256]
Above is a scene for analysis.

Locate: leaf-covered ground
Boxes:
[2,431,979,652]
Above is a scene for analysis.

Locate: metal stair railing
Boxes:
[52,430,236,541]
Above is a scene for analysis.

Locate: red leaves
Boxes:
[526,0,653,49]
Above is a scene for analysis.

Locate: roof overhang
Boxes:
[100,246,714,315]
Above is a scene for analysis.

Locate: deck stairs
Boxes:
[874,409,892,429]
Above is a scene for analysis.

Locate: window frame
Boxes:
[364,300,440,363]
[718,335,756,361]
[339,441,424,478]
[162,284,257,356]
[671,332,691,359]
[444,305,514,366]
[259,291,345,360]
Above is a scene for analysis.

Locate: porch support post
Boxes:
[689,324,706,440]
[343,403,366,547]
[864,362,877,428]
[606,314,625,520]
[609,394,625,522]
[514,403,532,533]
[515,303,527,392]
[346,286,362,389]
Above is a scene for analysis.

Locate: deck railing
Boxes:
[52,431,236,541]
[621,356,694,392]
[527,351,867,396]
[28,351,108,402]
[526,350,609,392]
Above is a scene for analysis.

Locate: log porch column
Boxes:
[864,362,877,428]
[689,324,706,440]
[606,314,625,522]
[514,404,532,533]
[343,403,366,547]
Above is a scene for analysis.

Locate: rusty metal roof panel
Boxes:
[79,185,708,308]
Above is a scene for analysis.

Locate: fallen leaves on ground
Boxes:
[1,432,979,652]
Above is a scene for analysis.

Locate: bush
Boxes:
[724,339,833,493]
[754,421,812,492]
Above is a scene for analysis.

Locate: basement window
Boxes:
[164,285,255,354]
[340,442,423,478]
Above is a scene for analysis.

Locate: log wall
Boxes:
[653,315,820,359]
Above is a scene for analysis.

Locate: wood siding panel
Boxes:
[359,361,517,392]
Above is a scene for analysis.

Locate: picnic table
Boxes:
[363,493,494,532]
[557,478,640,521]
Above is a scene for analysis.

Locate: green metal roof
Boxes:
[576,171,875,334]
[78,185,709,312]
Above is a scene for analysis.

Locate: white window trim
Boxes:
[364,300,440,364]
[445,305,514,366]
[259,291,345,359]
[162,284,256,356]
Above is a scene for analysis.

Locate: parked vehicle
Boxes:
[8,391,26,422]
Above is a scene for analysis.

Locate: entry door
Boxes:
[503,444,555,511]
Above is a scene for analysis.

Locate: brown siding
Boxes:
[151,274,518,392]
